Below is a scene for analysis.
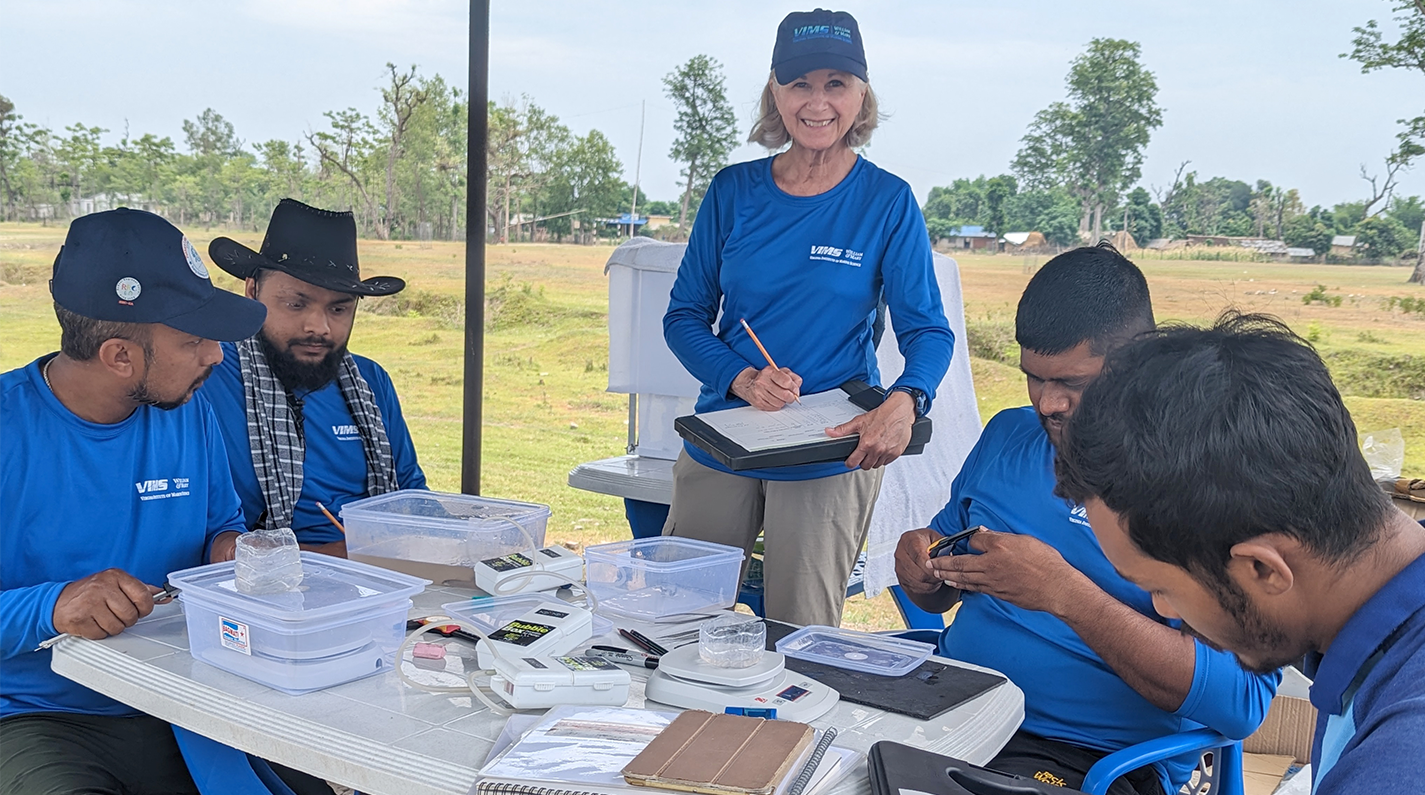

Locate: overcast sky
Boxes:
[4,0,1422,209]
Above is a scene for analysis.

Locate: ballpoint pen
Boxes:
[36,584,181,651]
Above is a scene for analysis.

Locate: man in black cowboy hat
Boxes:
[204,198,426,554]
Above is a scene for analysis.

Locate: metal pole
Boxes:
[629,100,644,239]
[462,0,490,495]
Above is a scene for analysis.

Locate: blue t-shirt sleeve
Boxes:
[198,395,247,560]
[663,176,758,400]
[1174,639,1281,739]
[0,581,66,660]
[368,363,426,490]
[879,187,954,406]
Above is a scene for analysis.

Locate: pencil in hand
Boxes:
[738,318,800,404]
[316,502,346,534]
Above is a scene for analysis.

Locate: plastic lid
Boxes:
[340,489,550,528]
[775,625,934,677]
[583,537,744,570]
[440,593,613,638]
[168,552,429,623]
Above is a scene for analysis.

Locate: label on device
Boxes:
[491,620,555,647]
[556,656,619,672]
[481,553,534,572]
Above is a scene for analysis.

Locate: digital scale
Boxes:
[643,644,839,723]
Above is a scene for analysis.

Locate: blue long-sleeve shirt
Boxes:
[663,156,954,480]
[1,355,245,717]
[202,342,426,546]
[929,408,1280,792]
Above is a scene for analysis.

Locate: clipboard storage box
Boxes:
[674,381,933,471]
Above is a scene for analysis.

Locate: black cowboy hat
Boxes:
[209,199,405,296]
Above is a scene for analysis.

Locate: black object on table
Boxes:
[763,619,1007,722]
[869,741,1085,795]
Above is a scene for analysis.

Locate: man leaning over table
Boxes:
[204,199,425,556]
[895,244,1279,795]
[0,209,330,795]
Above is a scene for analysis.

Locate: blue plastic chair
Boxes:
[1082,728,1243,795]
[888,584,946,631]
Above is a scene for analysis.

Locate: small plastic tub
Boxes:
[168,552,429,694]
[341,490,550,586]
[775,625,934,676]
[582,537,744,621]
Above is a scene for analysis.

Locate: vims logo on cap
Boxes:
[181,236,210,279]
[116,277,142,303]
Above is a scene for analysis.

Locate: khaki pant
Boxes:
[662,452,883,627]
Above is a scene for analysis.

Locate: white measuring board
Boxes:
[695,390,866,452]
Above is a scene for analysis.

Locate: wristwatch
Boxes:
[889,386,929,417]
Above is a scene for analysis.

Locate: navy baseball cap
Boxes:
[771,9,867,85]
[51,208,267,341]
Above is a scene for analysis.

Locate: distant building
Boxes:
[939,224,998,251]
[1330,235,1359,257]
[1001,231,1046,250]
[644,214,674,230]
[602,213,650,237]
[1286,247,1316,259]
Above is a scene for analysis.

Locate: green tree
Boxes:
[1355,213,1412,257]
[1282,215,1333,255]
[376,63,430,240]
[1013,39,1163,240]
[663,54,738,228]
[1119,187,1162,242]
[1388,194,1424,249]
[1345,2,1425,230]
[307,107,380,234]
[541,129,625,240]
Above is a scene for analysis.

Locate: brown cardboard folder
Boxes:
[622,710,814,795]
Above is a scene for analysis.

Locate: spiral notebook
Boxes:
[473,706,851,795]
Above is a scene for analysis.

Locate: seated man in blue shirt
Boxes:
[205,199,426,554]
[1057,313,1425,795]
[895,244,1278,795]
[0,209,328,794]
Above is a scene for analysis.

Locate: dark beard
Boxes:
[130,367,212,410]
[259,331,345,392]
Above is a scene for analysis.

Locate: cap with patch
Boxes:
[771,8,867,85]
[50,208,266,341]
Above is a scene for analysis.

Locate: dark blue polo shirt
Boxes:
[1304,550,1425,794]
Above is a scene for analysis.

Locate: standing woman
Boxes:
[662,9,955,627]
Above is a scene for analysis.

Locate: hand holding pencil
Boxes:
[732,318,802,411]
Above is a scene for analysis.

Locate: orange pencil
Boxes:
[739,318,800,404]
[316,502,346,534]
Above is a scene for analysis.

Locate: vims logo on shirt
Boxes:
[135,477,192,502]
[1068,503,1091,528]
[808,244,864,267]
[332,424,361,441]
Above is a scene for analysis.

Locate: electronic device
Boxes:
[473,546,584,594]
[644,643,839,723]
[927,526,984,559]
[476,603,593,669]
[488,654,632,709]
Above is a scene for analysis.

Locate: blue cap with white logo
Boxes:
[771,8,867,86]
[51,208,266,341]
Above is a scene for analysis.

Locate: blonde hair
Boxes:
[748,72,881,150]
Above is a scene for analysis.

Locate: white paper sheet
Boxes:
[696,390,866,452]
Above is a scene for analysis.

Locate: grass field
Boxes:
[3,222,1422,631]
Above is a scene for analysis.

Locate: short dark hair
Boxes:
[1055,311,1392,586]
[54,302,152,361]
[1016,243,1154,356]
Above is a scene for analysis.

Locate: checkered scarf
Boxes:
[237,337,399,530]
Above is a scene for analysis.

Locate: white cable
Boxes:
[488,568,600,616]
[395,616,513,716]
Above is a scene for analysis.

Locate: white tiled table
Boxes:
[51,585,1023,795]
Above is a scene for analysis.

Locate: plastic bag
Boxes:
[1360,428,1405,483]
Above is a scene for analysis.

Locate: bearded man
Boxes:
[204,199,426,555]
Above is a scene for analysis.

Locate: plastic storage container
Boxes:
[775,625,934,676]
[440,593,614,639]
[168,552,429,694]
[582,537,743,621]
[341,490,550,587]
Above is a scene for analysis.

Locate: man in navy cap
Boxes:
[205,199,425,555]
[0,209,329,794]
